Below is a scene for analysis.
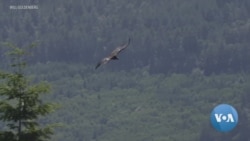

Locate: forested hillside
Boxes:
[27,63,250,141]
[0,0,250,141]
[1,0,250,74]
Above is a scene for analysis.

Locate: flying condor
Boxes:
[95,38,130,69]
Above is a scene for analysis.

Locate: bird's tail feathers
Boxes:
[111,56,119,60]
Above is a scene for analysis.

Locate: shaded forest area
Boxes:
[0,0,250,141]
[27,63,250,141]
[0,0,250,74]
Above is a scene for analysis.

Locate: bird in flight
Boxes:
[95,38,130,69]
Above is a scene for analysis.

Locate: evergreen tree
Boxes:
[0,43,57,141]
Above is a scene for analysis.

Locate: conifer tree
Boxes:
[0,43,57,141]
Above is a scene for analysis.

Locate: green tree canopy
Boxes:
[0,43,58,141]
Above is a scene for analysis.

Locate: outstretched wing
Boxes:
[110,38,130,56]
[95,62,102,69]
[95,57,111,69]
[95,38,131,69]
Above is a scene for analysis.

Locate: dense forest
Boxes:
[24,63,249,141]
[0,0,250,141]
[1,0,250,74]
